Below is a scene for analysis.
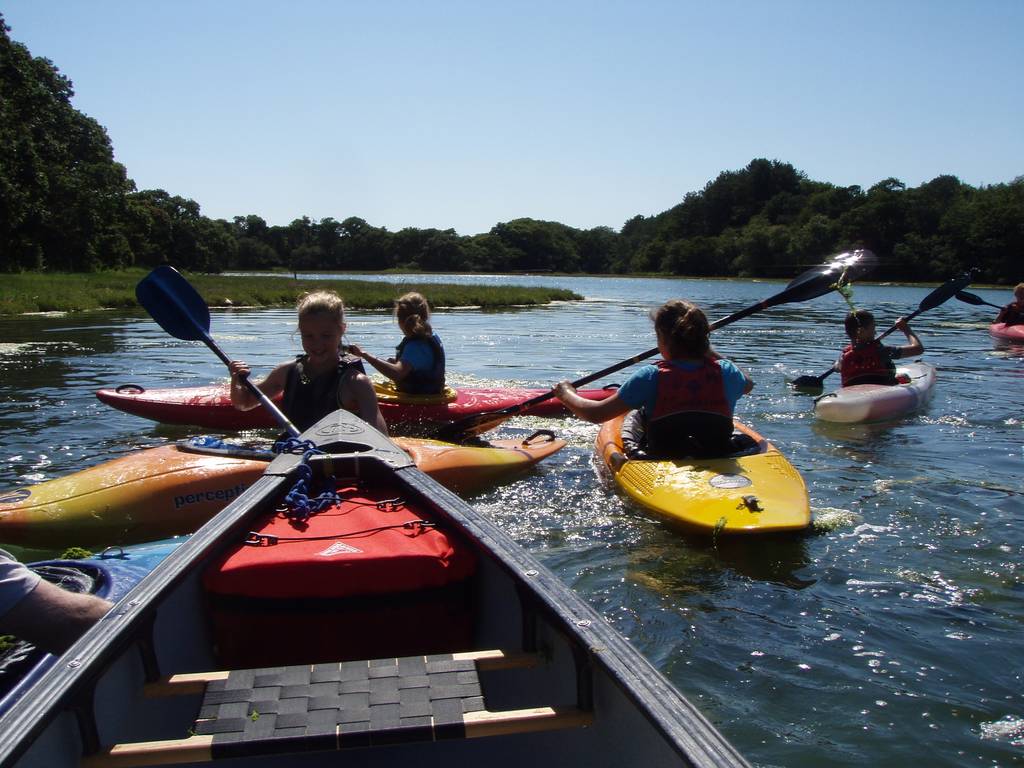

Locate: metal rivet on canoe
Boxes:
[524,569,539,577]
[576,619,592,628]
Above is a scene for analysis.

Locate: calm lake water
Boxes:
[1,274,1022,767]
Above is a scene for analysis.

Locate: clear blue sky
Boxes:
[4,0,1022,236]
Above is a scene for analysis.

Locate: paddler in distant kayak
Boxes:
[833,309,924,386]
[227,290,388,433]
[348,291,447,395]
[553,299,753,459]
[994,282,1024,326]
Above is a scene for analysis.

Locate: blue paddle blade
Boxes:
[136,266,211,342]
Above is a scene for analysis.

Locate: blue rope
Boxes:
[272,438,341,524]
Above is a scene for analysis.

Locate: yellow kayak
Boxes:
[0,432,566,547]
[596,414,810,535]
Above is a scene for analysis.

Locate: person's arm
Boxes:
[347,344,411,383]
[553,382,632,424]
[343,371,390,435]
[228,360,287,411]
[995,305,1009,323]
[891,317,924,357]
[1,579,111,655]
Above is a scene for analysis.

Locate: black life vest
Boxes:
[1000,303,1024,326]
[281,354,366,432]
[394,334,446,395]
[840,341,896,386]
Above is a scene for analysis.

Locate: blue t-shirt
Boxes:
[397,337,436,372]
[616,359,747,415]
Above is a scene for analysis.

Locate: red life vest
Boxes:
[651,359,731,421]
[840,341,895,386]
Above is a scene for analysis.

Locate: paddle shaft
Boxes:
[488,295,798,415]
[198,324,301,438]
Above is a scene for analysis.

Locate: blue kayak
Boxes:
[0,538,184,716]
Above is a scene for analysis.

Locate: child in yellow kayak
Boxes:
[348,292,446,395]
[834,310,923,386]
[227,290,388,433]
[554,299,753,459]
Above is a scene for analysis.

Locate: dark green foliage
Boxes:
[1,16,1020,283]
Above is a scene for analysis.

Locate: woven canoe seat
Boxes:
[87,650,591,767]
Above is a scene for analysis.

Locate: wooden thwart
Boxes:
[85,651,589,768]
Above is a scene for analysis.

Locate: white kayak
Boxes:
[814,361,937,423]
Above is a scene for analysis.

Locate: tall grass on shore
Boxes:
[0,271,582,314]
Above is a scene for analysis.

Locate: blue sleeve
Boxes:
[717,359,748,411]
[397,339,433,372]
[615,365,659,412]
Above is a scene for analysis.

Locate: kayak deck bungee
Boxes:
[0,408,751,768]
[95,381,615,431]
[597,414,811,535]
[814,361,937,423]
[989,322,1024,342]
[0,432,565,548]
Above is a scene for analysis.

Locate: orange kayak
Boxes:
[0,432,564,547]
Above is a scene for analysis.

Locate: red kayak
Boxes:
[990,322,1024,342]
[96,381,614,430]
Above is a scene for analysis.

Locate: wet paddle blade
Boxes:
[136,266,212,343]
[791,372,830,394]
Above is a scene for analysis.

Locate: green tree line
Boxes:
[2,17,1021,283]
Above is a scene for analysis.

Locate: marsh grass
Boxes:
[0,271,581,314]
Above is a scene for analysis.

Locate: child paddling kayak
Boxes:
[833,310,923,386]
[227,290,388,434]
[554,299,753,459]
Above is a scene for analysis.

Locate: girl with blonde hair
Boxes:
[228,290,387,433]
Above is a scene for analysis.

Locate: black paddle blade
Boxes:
[955,290,1001,309]
[791,373,829,394]
[435,411,511,442]
[920,273,973,312]
[136,266,211,342]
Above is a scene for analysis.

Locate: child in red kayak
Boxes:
[553,299,753,459]
[228,290,388,433]
[834,310,923,387]
[994,283,1024,326]
[348,292,446,396]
